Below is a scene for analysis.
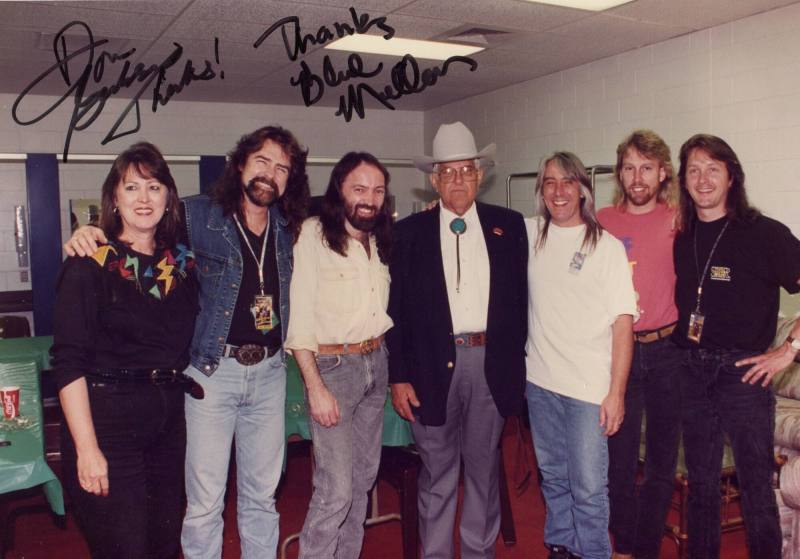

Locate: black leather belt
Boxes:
[223,343,280,366]
[88,368,204,399]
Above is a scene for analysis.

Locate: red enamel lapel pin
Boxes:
[493,227,504,236]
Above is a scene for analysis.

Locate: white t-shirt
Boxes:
[525,217,637,405]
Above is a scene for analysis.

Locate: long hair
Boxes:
[211,125,310,240]
[677,134,759,232]
[319,152,393,264]
[99,142,182,249]
[614,129,677,208]
[534,151,602,253]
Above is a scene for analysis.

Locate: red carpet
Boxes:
[4,422,750,558]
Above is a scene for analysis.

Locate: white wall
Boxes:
[424,1,800,240]
[0,94,426,297]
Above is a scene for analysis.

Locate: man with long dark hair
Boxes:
[284,152,393,558]
[599,130,682,559]
[64,125,310,559]
[388,122,528,558]
[672,134,800,558]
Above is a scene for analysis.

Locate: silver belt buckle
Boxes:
[235,344,266,366]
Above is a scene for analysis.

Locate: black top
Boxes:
[226,220,282,348]
[673,215,800,351]
[51,242,198,391]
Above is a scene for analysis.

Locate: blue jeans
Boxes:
[299,344,388,559]
[526,382,611,559]
[608,337,682,558]
[181,352,286,559]
[680,348,780,559]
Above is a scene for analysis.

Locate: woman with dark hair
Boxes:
[51,142,198,559]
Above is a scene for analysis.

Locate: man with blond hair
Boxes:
[598,129,682,559]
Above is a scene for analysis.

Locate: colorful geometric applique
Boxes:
[90,245,117,267]
[156,256,176,296]
[93,242,195,301]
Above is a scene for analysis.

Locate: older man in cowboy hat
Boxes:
[387,122,528,558]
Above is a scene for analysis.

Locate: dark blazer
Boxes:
[387,202,528,426]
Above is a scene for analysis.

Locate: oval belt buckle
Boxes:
[238,344,266,366]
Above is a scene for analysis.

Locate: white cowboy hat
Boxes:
[413,121,496,173]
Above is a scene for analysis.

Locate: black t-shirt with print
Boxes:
[226,221,282,349]
[673,214,800,351]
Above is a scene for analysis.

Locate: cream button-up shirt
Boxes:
[285,217,393,353]
[439,203,490,334]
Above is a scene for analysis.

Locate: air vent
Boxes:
[436,25,514,47]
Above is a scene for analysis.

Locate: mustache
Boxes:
[248,176,278,191]
[352,203,378,213]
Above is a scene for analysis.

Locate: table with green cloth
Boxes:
[0,335,64,519]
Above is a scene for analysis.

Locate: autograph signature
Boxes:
[254,7,395,61]
[12,21,224,161]
[256,8,477,122]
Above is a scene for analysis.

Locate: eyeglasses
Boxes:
[436,165,479,183]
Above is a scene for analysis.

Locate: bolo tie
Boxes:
[450,217,467,293]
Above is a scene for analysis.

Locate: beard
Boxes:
[625,184,658,207]
[244,176,278,207]
[346,201,380,232]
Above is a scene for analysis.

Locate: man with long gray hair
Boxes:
[525,151,636,559]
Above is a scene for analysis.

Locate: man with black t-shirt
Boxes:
[65,126,311,559]
[672,133,800,558]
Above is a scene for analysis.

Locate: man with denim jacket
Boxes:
[64,126,310,559]
[285,152,393,559]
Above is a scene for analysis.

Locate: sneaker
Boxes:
[547,544,580,559]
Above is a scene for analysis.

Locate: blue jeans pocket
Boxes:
[316,354,342,374]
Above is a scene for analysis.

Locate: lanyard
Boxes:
[692,219,730,312]
[234,213,269,295]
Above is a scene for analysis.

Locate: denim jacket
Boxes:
[183,195,293,375]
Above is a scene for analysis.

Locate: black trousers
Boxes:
[61,378,186,559]
[681,348,781,559]
[608,336,683,558]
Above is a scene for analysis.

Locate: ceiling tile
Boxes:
[1,0,798,112]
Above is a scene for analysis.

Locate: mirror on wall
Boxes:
[69,199,102,232]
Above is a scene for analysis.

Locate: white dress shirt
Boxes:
[285,217,393,353]
[439,203,490,334]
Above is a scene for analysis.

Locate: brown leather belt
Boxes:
[454,332,487,347]
[317,335,385,355]
[634,323,676,344]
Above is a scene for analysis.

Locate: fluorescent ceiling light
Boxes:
[519,0,634,10]
[325,35,484,61]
